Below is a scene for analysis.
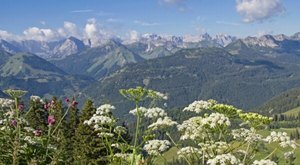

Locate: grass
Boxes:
[284,106,300,116]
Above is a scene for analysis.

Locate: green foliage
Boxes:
[73,99,107,164]
[255,87,300,115]
[84,47,300,118]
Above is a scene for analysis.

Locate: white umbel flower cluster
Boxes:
[129,107,148,116]
[252,159,277,165]
[154,91,168,100]
[144,107,167,119]
[198,141,228,158]
[183,100,213,113]
[177,116,206,140]
[265,131,297,149]
[30,96,45,104]
[96,104,115,115]
[143,140,171,156]
[202,113,231,128]
[177,147,201,159]
[232,128,262,143]
[84,115,115,127]
[114,126,127,134]
[284,151,294,160]
[24,136,36,145]
[114,153,131,159]
[0,98,14,109]
[84,104,116,137]
[207,153,240,165]
[148,116,177,130]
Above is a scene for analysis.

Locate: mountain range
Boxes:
[2,32,300,116]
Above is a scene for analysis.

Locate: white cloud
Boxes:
[83,18,113,47]
[71,9,93,13]
[84,18,98,39]
[123,30,140,44]
[64,21,79,37]
[0,30,17,41]
[256,30,274,37]
[134,20,159,26]
[236,0,285,23]
[40,21,46,25]
[23,27,62,41]
[106,18,122,23]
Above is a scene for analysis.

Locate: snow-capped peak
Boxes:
[214,34,237,47]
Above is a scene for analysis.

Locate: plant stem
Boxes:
[45,126,52,160]
[264,148,277,160]
[131,101,141,165]
[242,143,251,164]
[12,97,19,165]
[51,106,71,136]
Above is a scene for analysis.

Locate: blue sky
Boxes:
[0,0,299,41]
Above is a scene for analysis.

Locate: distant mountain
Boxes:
[0,39,21,54]
[51,37,86,59]
[254,87,300,115]
[52,40,144,80]
[0,49,12,67]
[214,34,237,47]
[125,42,173,59]
[82,47,300,117]
[0,51,95,97]
[8,36,86,59]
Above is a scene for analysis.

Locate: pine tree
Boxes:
[26,99,48,131]
[63,99,80,164]
[73,100,108,164]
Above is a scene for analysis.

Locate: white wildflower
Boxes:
[24,127,35,133]
[96,104,115,115]
[232,128,262,143]
[183,100,213,113]
[252,159,277,165]
[265,131,297,149]
[24,136,36,145]
[284,151,294,160]
[177,147,201,159]
[143,140,171,156]
[144,107,167,119]
[30,95,45,104]
[198,141,228,158]
[114,153,131,159]
[202,113,231,128]
[148,116,177,130]
[129,107,147,116]
[98,132,114,137]
[114,126,127,134]
[177,117,206,140]
[207,153,240,165]
[85,115,115,126]
[153,91,168,100]
[0,98,14,109]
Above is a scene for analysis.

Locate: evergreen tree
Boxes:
[62,98,80,164]
[26,99,48,131]
[73,99,107,164]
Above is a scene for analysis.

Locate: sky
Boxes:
[0,0,300,41]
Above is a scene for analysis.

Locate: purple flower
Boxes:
[18,104,24,112]
[71,101,78,108]
[44,103,49,110]
[11,119,17,127]
[47,115,56,126]
[65,98,70,103]
[33,129,42,136]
